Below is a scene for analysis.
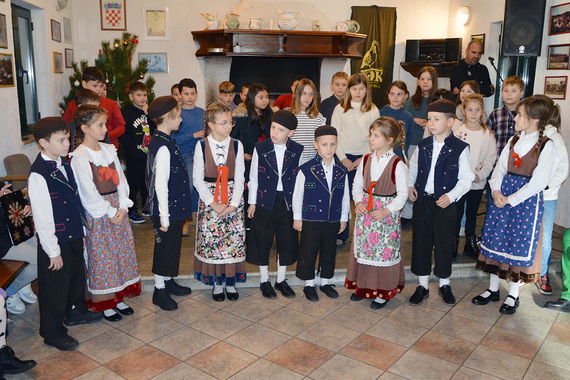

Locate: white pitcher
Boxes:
[277,10,303,31]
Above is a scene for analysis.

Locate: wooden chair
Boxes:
[2,154,31,191]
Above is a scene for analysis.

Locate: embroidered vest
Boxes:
[362,154,401,196]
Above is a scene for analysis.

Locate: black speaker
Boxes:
[405,40,420,62]
[502,0,546,56]
[445,38,462,62]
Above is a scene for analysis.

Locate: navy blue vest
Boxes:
[255,138,303,210]
[29,153,85,243]
[414,133,469,203]
[300,155,347,222]
[146,130,192,220]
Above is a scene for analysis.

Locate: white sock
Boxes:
[116,302,129,310]
[213,284,224,294]
[103,309,117,317]
[489,274,500,292]
[154,274,165,289]
[306,280,315,287]
[277,265,287,283]
[226,285,236,293]
[164,276,172,281]
[505,281,521,306]
[259,266,269,283]
[373,297,386,304]
[418,275,429,290]
[321,278,329,286]
[439,278,450,287]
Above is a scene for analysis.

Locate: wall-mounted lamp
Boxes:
[457,6,471,25]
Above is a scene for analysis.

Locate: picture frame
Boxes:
[65,48,73,68]
[51,19,61,42]
[63,17,72,43]
[0,53,15,87]
[470,33,485,54]
[138,52,168,74]
[544,76,567,100]
[0,13,8,49]
[143,7,168,40]
[550,2,570,35]
[547,44,570,70]
[53,52,64,73]
[100,0,127,31]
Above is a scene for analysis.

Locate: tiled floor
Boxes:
[7,273,570,380]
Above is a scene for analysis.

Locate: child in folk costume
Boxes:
[70,105,141,322]
[194,103,246,302]
[346,117,409,309]
[474,96,559,314]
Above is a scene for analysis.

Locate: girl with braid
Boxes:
[474,97,559,315]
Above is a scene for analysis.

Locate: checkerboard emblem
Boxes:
[104,2,123,27]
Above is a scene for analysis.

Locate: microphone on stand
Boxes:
[488,57,504,83]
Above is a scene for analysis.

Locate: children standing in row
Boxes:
[379,81,415,160]
[218,81,237,112]
[291,78,326,165]
[274,76,305,110]
[319,71,349,125]
[247,111,303,298]
[67,89,105,150]
[475,96,559,314]
[346,117,409,309]
[194,103,246,301]
[70,105,141,322]
[405,66,438,155]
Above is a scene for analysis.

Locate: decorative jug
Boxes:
[226,14,240,29]
[347,20,360,33]
[335,21,349,32]
[277,10,303,31]
[249,17,263,30]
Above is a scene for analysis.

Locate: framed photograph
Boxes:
[471,33,485,54]
[65,48,73,68]
[138,52,168,74]
[51,19,61,42]
[143,7,168,40]
[63,17,72,43]
[0,53,15,87]
[100,0,126,31]
[53,52,64,73]
[550,2,570,35]
[544,76,567,100]
[0,13,8,49]
[547,44,570,70]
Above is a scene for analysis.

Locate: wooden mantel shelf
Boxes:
[192,29,367,58]
[400,61,458,78]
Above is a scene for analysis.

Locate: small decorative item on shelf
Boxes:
[249,17,263,30]
[226,13,239,29]
[233,43,242,53]
[277,10,303,31]
[335,21,349,32]
[347,20,360,33]
[200,12,220,30]
[311,20,321,31]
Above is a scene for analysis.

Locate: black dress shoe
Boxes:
[260,281,277,298]
[275,280,296,297]
[153,287,178,311]
[350,293,364,301]
[226,287,239,301]
[103,310,122,322]
[165,279,192,296]
[463,235,480,260]
[212,287,225,302]
[499,295,519,315]
[115,306,135,316]
[44,335,79,351]
[64,309,103,326]
[371,299,389,310]
[544,298,570,313]
[472,289,500,305]
[303,286,319,302]
[438,285,456,306]
[0,346,36,374]
[319,284,339,299]
[409,286,429,306]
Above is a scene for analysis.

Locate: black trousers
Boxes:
[296,221,340,280]
[246,193,298,266]
[127,158,148,212]
[152,217,184,277]
[38,238,87,339]
[411,195,456,279]
[454,189,484,237]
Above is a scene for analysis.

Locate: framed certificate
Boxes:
[143,7,168,40]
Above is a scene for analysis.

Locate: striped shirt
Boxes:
[292,111,326,165]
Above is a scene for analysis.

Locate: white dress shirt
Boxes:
[248,142,287,204]
[154,146,171,227]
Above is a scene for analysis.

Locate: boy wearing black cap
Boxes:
[28,117,102,351]
[408,100,474,306]
[247,110,304,298]
[146,96,193,311]
[293,125,350,301]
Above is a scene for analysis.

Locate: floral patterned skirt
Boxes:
[84,193,141,294]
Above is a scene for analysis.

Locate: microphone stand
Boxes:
[488,57,504,83]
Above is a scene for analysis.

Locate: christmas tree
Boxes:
[59,32,156,112]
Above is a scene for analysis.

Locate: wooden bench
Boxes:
[0,260,27,290]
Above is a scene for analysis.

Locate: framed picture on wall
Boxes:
[0,14,8,49]
[63,17,72,43]
[53,52,64,73]
[544,76,567,100]
[550,2,570,35]
[138,53,168,74]
[100,0,127,31]
[470,33,485,54]
[547,44,570,70]
[143,7,168,40]
[51,19,61,42]
[65,48,73,68]
[0,53,14,87]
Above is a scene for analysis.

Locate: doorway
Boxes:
[11,4,39,139]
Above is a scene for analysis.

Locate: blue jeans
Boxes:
[541,199,558,276]
[182,152,199,214]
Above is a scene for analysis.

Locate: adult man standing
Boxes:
[450,40,495,97]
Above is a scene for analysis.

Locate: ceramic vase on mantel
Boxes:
[226,13,239,29]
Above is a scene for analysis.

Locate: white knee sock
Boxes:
[259,265,269,283]
[103,309,118,316]
[277,258,287,283]
[116,301,129,310]
[164,276,172,281]
[373,297,386,304]
[418,275,429,290]
[226,285,236,293]
[154,274,165,289]
[489,274,500,292]
[439,278,450,287]
[213,284,224,294]
[321,278,329,286]
[505,281,521,306]
[306,279,315,287]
